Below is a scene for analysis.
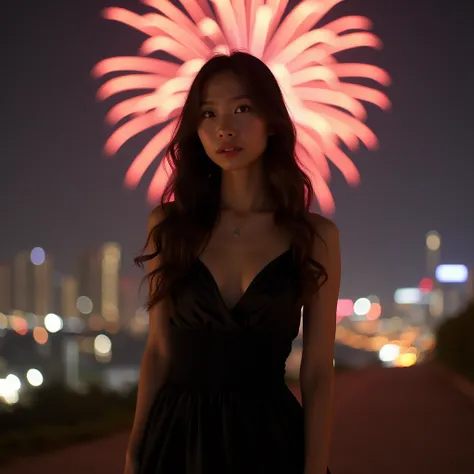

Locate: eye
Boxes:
[235,104,251,113]
[201,110,215,119]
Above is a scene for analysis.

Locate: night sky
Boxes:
[2,0,473,307]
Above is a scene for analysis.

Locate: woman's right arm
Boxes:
[126,206,172,463]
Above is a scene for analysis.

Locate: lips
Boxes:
[217,146,243,153]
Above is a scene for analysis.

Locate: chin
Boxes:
[214,154,262,173]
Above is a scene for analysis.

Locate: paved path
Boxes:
[3,363,474,474]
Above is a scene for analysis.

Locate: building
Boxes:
[33,254,53,317]
[11,248,53,316]
[101,242,121,326]
[12,251,32,312]
[76,242,121,329]
[60,275,78,318]
[119,275,141,329]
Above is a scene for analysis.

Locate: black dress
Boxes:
[138,248,330,474]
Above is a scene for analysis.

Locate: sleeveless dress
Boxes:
[137,248,330,474]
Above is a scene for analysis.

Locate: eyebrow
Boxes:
[200,94,251,106]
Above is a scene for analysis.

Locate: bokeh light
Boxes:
[336,299,354,318]
[426,231,441,251]
[94,334,112,355]
[26,369,44,387]
[435,264,469,283]
[396,352,417,367]
[30,247,46,265]
[76,296,94,314]
[354,298,371,316]
[44,313,63,333]
[419,277,433,293]
[10,316,28,335]
[6,374,21,391]
[33,327,49,345]
[0,378,19,405]
[366,302,382,320]
[394,288,422,305]
[379,344,400,363]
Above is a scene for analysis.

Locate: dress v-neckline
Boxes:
[196,247,293,313]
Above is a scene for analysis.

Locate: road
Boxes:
[3,362,474,474]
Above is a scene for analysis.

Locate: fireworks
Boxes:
[93,0,390,213]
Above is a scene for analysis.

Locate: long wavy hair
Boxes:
[135,51,327,310]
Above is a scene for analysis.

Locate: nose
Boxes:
[217,117,236,138]
[218,129,235,137]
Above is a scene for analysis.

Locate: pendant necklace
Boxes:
[232,214,250,237]
[232,221,246,237]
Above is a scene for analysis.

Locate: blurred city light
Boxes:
[396,352,417,367]
[419,277,434,293]
[394,288,422,305]
[366,302,382,320]
[337,299,354,318]
[379,344,400,363]
[354,298,371,316]
[6,374,21,391]
[26,369,44,387]
[10,316,28,335]
[435,264,468,283]
[44,313,63,333]
[33,327,49,344]
[426,231,441,251]
[94,334,112,355]
[0,378,19,405]
[30,247,46,265]
[76,296,93,314]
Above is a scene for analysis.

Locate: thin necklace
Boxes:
[226,202,271,237]
[232,214,249,237]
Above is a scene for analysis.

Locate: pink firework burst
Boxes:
[92,0,391,214]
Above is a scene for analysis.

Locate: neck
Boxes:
[219,162,273,215]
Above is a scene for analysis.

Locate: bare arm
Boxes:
[126,206,172,459]
[300,216,341,474]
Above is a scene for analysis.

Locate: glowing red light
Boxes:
[419,278,433,293]
[11,317,28,336]
[337,299,354,318]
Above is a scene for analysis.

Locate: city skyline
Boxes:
[1,0,474,306]
[0,242,143,333]
[1,229,471,321]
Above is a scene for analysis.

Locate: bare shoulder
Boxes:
[145,202,176,254]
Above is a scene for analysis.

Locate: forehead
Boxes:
[201,72,247,102]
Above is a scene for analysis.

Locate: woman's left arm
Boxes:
[300,216,341,474]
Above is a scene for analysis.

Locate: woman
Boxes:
[125,51,340,474]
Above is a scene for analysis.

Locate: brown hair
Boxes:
[135,51,327,309]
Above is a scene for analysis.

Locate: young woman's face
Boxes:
[197,72,269,172]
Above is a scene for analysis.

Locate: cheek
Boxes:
[197,127,211,149]
[247,120,268,148]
